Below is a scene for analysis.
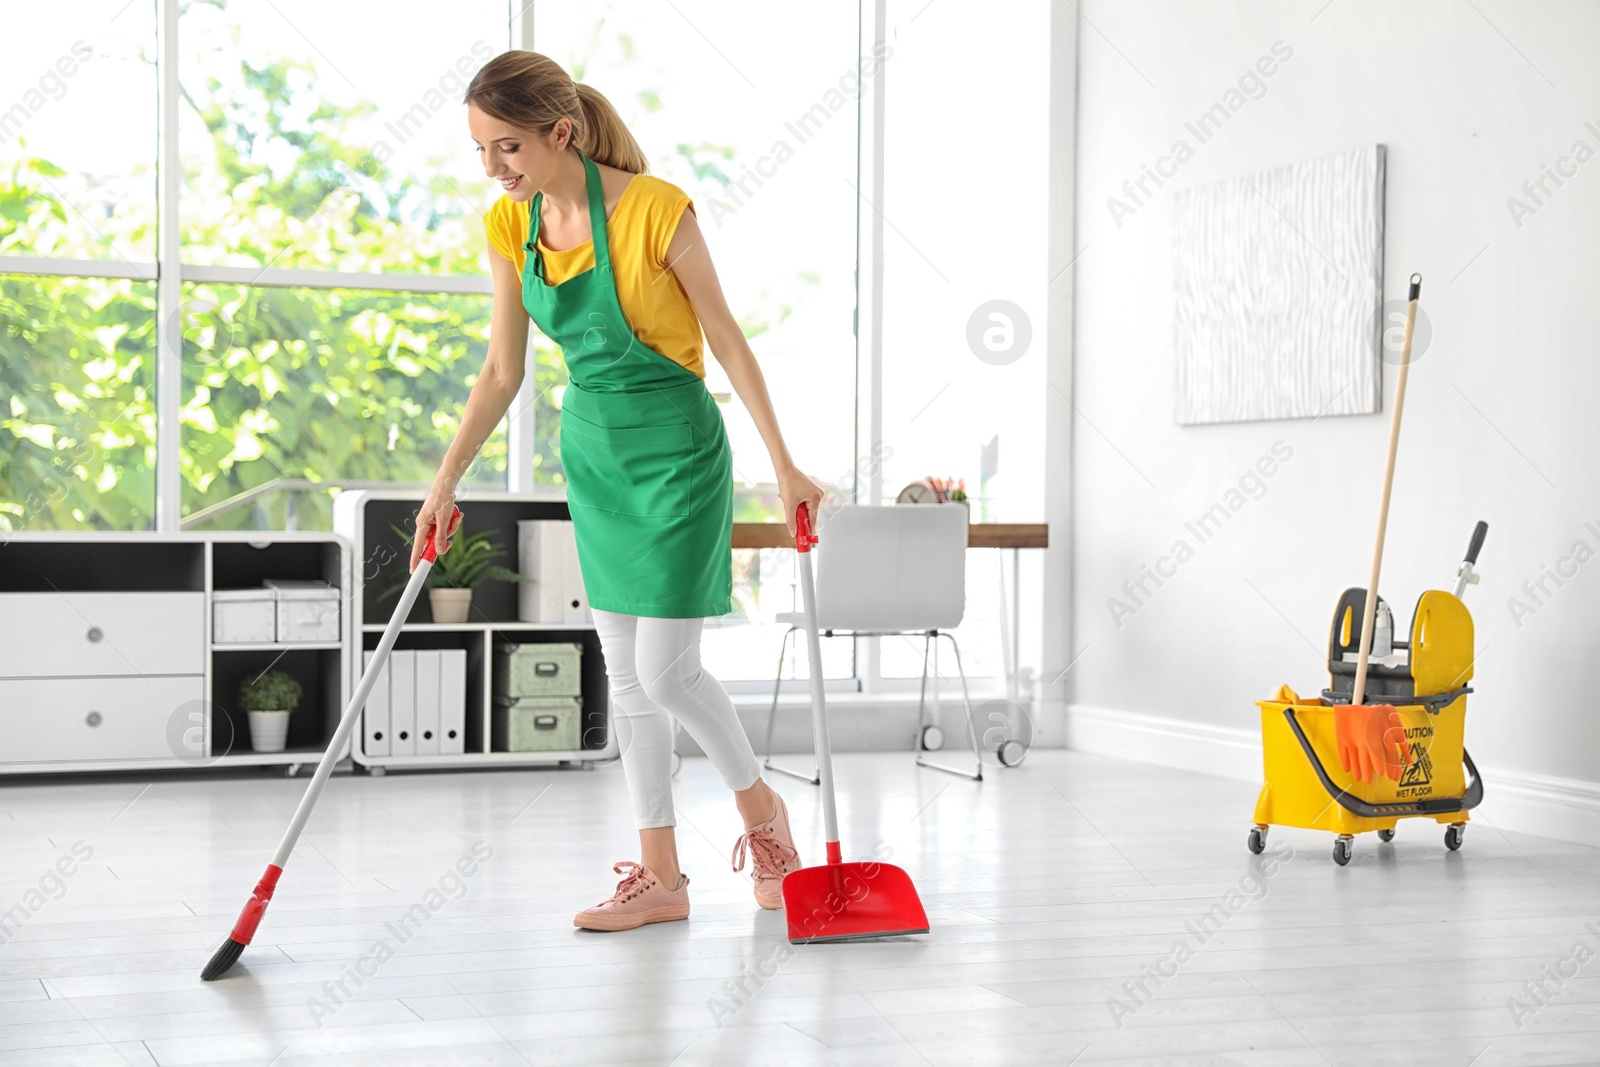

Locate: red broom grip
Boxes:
[826,841,842,864]
[420,505,462,564]
[228,864,283,945]
[795,502,818,553]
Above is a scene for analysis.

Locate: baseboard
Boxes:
[1479,768,1600,849]
[1065,703,1261,783]
[1065,703,1600,849]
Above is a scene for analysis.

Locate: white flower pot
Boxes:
[248,709,291,753]
[430,587,473,624]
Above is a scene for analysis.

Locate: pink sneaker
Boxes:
[731,790,802,910]
[573,862,690,932]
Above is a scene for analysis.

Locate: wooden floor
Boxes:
[4,750,1600,1066]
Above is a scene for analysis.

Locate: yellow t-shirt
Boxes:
[484,175,705,379]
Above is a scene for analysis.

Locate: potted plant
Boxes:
[948,481,969,513]
[238,669,302,753]
[384,523,528,624]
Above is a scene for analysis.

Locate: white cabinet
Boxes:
[0,533,349,775]
[0,592,205,678]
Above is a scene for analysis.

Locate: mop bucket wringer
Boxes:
[1251,529,1487,866]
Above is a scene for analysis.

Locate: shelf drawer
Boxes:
[0,592,204,678]
[0,675,205,762]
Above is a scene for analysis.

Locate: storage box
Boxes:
[493,696,583,752]
[493,641,583,699]
[265,579,341,643]
[212,589,277,644]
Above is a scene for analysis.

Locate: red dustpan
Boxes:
[781,503,929,943]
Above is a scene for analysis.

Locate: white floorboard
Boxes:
[3,751,1600,1065]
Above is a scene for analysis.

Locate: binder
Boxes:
[517,520,542,622]
[440,648,466,754]
[517,519,590,624]
[389,649,416,756]
[362,649,390,757]
[560,525,591,624]
[414,649,441,756]
[537,521,567,622]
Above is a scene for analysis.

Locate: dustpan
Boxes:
[781,502,930,942]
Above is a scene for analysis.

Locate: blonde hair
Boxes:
[465,50,649,174]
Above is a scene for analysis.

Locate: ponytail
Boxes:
[465,51,649,174]
[572,82,649,174]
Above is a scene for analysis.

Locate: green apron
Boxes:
[520,154,732,618]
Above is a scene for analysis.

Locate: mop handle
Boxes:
[1352,276,1421,708]
[267,506,458,869]
[795,503,842,863]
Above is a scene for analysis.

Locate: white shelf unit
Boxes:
[333,489,615,772]
[0,531,352,775]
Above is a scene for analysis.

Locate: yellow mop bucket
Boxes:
[1251,585,1484,865]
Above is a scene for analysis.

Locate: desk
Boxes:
[731,521,1049,703]
[731,522,1047,551]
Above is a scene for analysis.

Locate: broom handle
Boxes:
[1352,276,1421,708]
[795,504,841,860]
[268,507,456,869]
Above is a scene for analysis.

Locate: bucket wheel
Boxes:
[919,724,945,751]
[1377,828,1395,843]
[1445,823,1466,851]
[1332,835,1354,866]
[996,738,1027,767]
[1247,825,1267,854]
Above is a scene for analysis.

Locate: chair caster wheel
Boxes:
[919,724,944,751]
[1332,835,1353,866]
[1247,826,1267,854]
[997,738,1026,767]
[1445,823,1466,851]
[1377,828,1395,843]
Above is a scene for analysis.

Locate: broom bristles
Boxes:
[200,937,246,981]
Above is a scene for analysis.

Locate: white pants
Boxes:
[593,608,762,829]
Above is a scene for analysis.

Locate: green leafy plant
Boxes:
[238,669,302,713]
[380,523,528,597]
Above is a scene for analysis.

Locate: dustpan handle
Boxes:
[795,504,841,862]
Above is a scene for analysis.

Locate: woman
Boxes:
[408,51,823,932]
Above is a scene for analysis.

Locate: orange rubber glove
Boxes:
[1336,704,1412,783]
[1335,704,1377,782]
[1362,704,1412,782]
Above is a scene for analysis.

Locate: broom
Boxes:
[200,505,460,981]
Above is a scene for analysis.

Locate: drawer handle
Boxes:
[86,626,104,643]
[86,711,103,727]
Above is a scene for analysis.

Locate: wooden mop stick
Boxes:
[1352,273,1422,708]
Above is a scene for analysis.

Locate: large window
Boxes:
[5,1,1052,693]
[2,3,158,532]
[174,0,512,529]
[876,0,1050,684]
[536,1,861,682]
[2,0,512,534]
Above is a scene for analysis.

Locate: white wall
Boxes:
[1069,1,1600,835]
